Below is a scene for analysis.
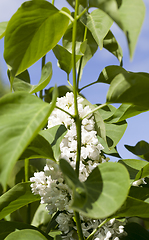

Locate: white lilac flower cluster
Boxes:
[30,92,127,240]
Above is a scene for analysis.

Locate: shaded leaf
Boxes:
[107,104,148,123]
[31,204,51,228]
[129,186,149,202]
[121,222,149,240]
[125,141,149,161]
[4,1,70,76]
[60,159,130,219]
[13,62,52,93]
[40,125,67,161]
[119,159,148,180]
[0,183,40,220]
[135,163,149,181]
[106,67,149,109]
[0,220,52,240]
[19,134,54,161]
[0,21,8,39]
[0,89,57,189]
[114,196,149,218]
[63,20,98,72]
[4,229,48,240]
[53,45,82,74]
[103,30,123,64]
[44,85,73,103]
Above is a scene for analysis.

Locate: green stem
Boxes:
[76,8,88,21]
[52,0,55,5]
[79,80,98,92]
[74,211,85,240]
[60,10,74,22]
[82,103,107,120]
[87,219,109,240]
[67,73,73,87]
[25,158,31,224]
[77,26,88,88]
[25,158,29,182]
[72,1,84,240]
[40,55,46,99]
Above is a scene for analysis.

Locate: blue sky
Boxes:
[0,0,149,160]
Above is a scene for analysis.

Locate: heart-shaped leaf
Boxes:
[60,159,130,219]
[125,141,149,161]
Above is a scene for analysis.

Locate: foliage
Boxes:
[0,0,149,239]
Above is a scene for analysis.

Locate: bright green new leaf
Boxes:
[60,159,130,219]
[125,141,149,161]
[0,183,40,220]
[12,62,52,93]
[4,1,70,76]
[0,89,57,189]
[106,69,149,109]
[4,229,48,240]
[81,9,113,49]
[119,159,148,180]
[53,45,83,74]
[0,21,8,39]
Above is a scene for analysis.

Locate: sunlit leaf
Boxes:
[60,159,130,219]
[0,21,8,39]
[4,229,48,240]
[0,183,40,220]
[125,141,149,161]
[81,9,113,49]
[89,0,145,58]
[0,89,57,189]
[4,1,70,76]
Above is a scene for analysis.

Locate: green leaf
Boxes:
[135,163,149,181]
[125,141,149,161]
[106,68,149,109]
[0,22,8,39]
[40,125,67,161]
[129,186,149,202]
[119,159,148,180]
[89,0,145,58]
[4,229,48,240]
[107,104,148,123]
[60,159,130,219]
[115,196,149,218]
[31,204,51,228]
[121,222,149,240]
[44,85,73,103]
[103,30,123,64]
[81,9,113,50]
[0,89,57,189]
[97,104,116,121]
[4,1,70,76]
[0,221,52,240]
[0,182,40,220]
[19,134,55,160]
[52,45,82,74]
[63,20,98,72]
